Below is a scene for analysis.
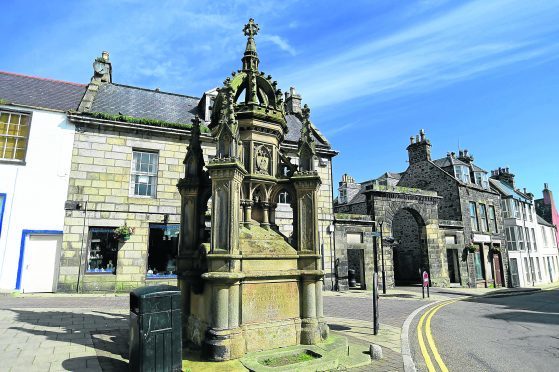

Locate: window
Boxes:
[339,188,347,204]
[536,259,542,281]
[517,226,524,250]
[531,228,537,251]
[0,110,30,162]
[520,203,526,220]
[488,206,498,233]
[277,191,292,204]
[501,199,510,218]
[542,226,548,246]
[505,226,517,251]
[525,227,531,251]
[131,150,159,197]
[529,206,533,222]
[469,202,479,231]
[87,227,118,273]
[514,200,520,219]
[524,257,531,283]
[474,249,484,280]
[474,172,489,189]
[479,204,489,232]
[454,165,470,183]
[147,224,179,278]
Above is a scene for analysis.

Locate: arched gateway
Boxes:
[364,184,449,287]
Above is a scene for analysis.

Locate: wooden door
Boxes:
[493,253,503,287]
[22,235,61,293]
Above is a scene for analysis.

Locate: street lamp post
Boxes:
[378,219,387,294]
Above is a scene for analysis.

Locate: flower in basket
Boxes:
[465,244,478,253]
[490,246,501,254]
[114,224,135,241]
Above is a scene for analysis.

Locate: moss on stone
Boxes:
[83,112,210,133]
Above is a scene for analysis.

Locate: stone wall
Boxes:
[458,186,508,287]
[398,161,462,221]
[58,126,336,293]
[332,218,377,291]
[58,126,215,292]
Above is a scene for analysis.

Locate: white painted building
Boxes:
[490,169,559,287]
[0,71,85,292]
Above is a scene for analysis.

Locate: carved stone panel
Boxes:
[241,281,299,324]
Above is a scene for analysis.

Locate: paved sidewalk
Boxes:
[0,307,128,372]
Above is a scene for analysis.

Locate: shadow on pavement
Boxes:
[463,289,559,326]
[9,309,129,371]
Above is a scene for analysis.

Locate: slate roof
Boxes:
[0,71,86,111]
[432,156,468,168]
[489,178,531,203]
[536,215,555,228]
[89,83,200,124]
[285,114,330,147]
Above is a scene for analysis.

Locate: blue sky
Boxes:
[3,0,559,198]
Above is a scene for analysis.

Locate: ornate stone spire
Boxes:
[298,104,316,172]
[242,18,260,72]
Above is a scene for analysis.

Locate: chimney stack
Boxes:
[406,129,431,165]
[490,167,515,188]
[285,87,302,114]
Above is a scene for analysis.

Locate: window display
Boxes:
[87,227,118,273]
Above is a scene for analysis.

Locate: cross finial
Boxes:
[243,18,259,38]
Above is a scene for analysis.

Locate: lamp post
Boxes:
[378,219,387,294]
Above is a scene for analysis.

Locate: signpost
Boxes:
[372,272,379,335]
[422,271,430,298]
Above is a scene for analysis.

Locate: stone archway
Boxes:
[391,208,428,285]
[364,185,449,288]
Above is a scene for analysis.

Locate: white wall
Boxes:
[0,108,74,290]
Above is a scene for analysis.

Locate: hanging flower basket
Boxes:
[465,244,478,253]
[490,246,501,254]
[114,224,135,242]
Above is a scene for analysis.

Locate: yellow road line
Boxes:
[425,300,459,372]
[417,298,464,372]
[417,306,437,372]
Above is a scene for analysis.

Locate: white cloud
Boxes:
[260,34,297,56]
[281,0,559,107]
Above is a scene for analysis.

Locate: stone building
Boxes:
[57,47,336,292]
[335,130,507,289]
[490,169,559,287]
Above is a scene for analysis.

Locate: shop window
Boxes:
[0,110,30,162]
[87,227,118,274]
[147,224,179,278]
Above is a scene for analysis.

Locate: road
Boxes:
[412,289,559,372]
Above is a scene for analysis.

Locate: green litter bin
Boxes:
[129,285,182,372]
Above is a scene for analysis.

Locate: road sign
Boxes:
[422,271,430,298]
[422,271,429,287]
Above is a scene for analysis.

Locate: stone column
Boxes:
[262,202,270,229]
[300,276,319,345]
[206,160,246,254]
[244,201,252,228]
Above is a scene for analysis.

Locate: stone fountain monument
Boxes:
[177,19,330,361]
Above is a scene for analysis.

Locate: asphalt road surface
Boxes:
[412,289,559,372]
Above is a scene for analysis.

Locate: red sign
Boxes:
[422,271,429,287]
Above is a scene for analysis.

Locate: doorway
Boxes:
[21,234,61,293]
[446,249,461,285]
[509,258,520,288]
[347,249,365,289]
[492,250,504,287]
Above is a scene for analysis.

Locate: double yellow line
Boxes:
[416,298,463,372]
